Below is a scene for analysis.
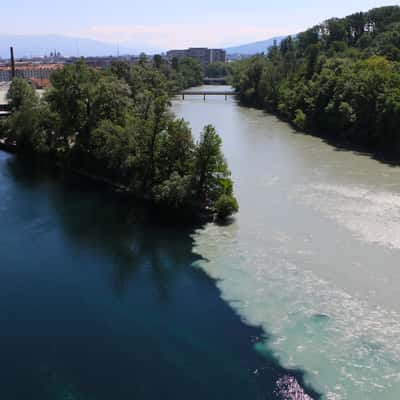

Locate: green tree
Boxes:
[46,60,99,141]
[8,102,59,155]
[6,56,238,219]
[90,75,132,127]
[230,6,400,157]
[139,53,148,66]
[153,172,192,209]
[153,54,163,69]
[175,57,204,89]
[215,194,239,220]
[7,78,38,111]
[194,125,233,205]
[158,118,195,179]
[89,120,135,178]
[206,62,229,78]
[293,109,307,130]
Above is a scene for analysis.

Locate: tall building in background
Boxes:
[209,49,226,63]
[167,48,226,66]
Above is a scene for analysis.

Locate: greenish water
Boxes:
[172,86,400,399]
[0,152,317,399]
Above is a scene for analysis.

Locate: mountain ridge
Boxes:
[0,33,292,59]
[0,34,147,58]
[225,36,287,55]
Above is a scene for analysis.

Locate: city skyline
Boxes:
[1,0,397,51]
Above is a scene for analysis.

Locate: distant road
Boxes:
[0,82,11,105]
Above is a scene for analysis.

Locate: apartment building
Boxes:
[0,63,63,84]
[166,48,226,66]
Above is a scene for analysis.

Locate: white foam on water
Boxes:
[192,219,400,399]
[295,183,400,250]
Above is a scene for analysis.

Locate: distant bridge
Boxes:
[181,90,235,100]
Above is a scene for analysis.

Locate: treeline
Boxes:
[205,62,232,78]
[1,59,238,219]
[231,6,400,154]
[165,55,205,90]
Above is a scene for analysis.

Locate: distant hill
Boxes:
[225,36,287,55]
[0,33,292,59]
[0,34,145,58]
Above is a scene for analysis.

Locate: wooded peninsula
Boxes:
[0,56,238,220]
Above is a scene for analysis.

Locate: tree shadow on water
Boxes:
[3,155,322,400]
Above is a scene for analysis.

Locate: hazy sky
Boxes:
[1,0,398,49]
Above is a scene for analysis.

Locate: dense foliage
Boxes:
[206,62,231,78]
[231,6,400,153]
[3,60,238,219]
[162,56,204,90]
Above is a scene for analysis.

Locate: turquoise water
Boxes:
[172,87,400,399]
[0,152,317,399]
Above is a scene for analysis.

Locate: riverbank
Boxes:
[244,104,400,167]
[4,63,238,222]
[0,142,214,224]
[230,7,400,168]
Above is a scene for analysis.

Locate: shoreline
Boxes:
[0,144,213,224]
[0,138,17,154]
[235,100,400,167]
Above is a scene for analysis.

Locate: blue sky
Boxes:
[1,0,398,50]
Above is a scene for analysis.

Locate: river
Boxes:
[172,86,400,400]
[0,147,316,396]
[1,85,400,400]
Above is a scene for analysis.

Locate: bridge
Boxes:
[181,90,235,101]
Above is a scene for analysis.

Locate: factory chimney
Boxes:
[10,47,16,78]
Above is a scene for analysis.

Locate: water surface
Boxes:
[0,152,316,399]
[172,86,400,399]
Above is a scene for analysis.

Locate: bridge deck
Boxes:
[0,111,10,118]
[182,91,235,95]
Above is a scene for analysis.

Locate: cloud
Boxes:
[76,23,291,50]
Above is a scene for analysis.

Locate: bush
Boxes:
[153,172,191,209]
[293,109,307,130]
[215,194,239,219]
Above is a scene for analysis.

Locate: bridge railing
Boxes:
[181,90,235,100]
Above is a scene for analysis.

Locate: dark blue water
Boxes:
[0,152,318,399]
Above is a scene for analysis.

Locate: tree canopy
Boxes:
[231,6,400,154]
[4,59,238,219]
[206,62,231,78]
